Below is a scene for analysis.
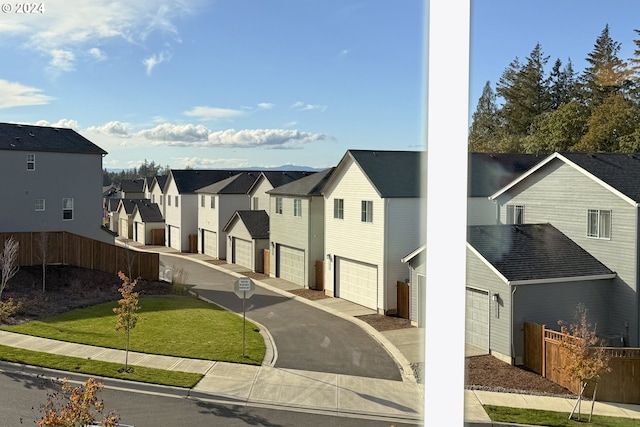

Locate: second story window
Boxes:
[253,197,259,210]
[35,199,45,211]
[175,196,179,207]
[275,197,283,214]
[160,195,164,205]
[334,199,344,219]
[587,209,612,239]
[168,195,171,206]
[506,205,525,225]
[294,199,302,217]
[211,195,215,209]
[361,200,373,223]
[27,153,35,171]
[62,198,74,220]
[201,195,205,208]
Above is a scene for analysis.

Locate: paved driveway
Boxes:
[160,255,402,381]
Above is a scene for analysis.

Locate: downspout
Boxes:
[384,198,390,315]
[511,284,517,365]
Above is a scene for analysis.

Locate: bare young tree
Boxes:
[113,271,140,373]
[36,232,49,292]
[0,236,19,299]
[558,303,611,422]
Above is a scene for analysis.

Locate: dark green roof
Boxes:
[196,172,260,194]
[348,150,422,198]
[223,210,269,239]
[267,168,335,196]
[0,122,107,155]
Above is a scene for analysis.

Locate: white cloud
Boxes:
[257,102,275,109]
[0,80,54,108]
[49,49,76,72]
[137,123,210,142]
[283,121,298,128]
[34,119,79,129]
[184,106,246,120]
[291,101,328,112]
[86,121,130,136]
[144,50,171,75]
[206,128,326,148]
[172,157,250,169]
[88,47,106,61]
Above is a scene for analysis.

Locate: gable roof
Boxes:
[132,201,164,222]
[196,172,260,194]
[401,245,425,263]
[169,169,247,194]
[118,199,151,215]
[325,150,423,198]
[468,153,543,197]
[467,223,615,285]
[0,122,107,155]
[223,210,269,239]
[267,167,335,196]
[149,175,169,193]
[106,198,121,212]
[118,179,145,193]
[247,170,316,195]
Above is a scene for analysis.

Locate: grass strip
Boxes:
[0,344,202,388]
[485,405,639,427]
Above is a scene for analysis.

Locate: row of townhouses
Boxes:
[0,122,426,326]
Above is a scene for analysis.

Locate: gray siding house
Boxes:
[0,122,112,243]
[490,152,640,348]
[467,223,615,365]
[401,245,425,327]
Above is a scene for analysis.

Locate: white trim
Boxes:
[401,244,425,263]
[508,273,616,286]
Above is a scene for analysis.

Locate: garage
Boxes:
[277,245,305,286]
[119,218,129,239]
[135,222,145,244]
[233,237,253,270]
[336,258,378,310]
[168,225,181,251]
[465,287,489,352]
[203,230,217,257]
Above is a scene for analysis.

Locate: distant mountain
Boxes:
[106,165,325,173]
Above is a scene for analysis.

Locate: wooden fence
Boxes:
[0,232,159,281]
[524,322,640,404]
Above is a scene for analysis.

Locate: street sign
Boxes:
[234,278,255,299]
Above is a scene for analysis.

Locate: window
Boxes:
[27,153,35,171]
[333,199,344,219]
[587,209,612,239]
[506,205,525,224]
[275,197,283,214]
[294,199,302,217]
[201,195,205,208]
[168,195,171,206]
[35,199,45,211]
[210,195,215,209]
[160,195,164,205]
[62,198,73,220]
[253,197,259,210]
[152,194,155,203]
[175,196,179,207]
[361,200,373,222]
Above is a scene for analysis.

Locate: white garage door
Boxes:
[119,218,129,238]
[203,230,217,257]
[465,287,489,351]
[278,245,305,286]
[135,222,145,244]
[169,226,181,251]
[234,238,253,270]
[336,258,378,310]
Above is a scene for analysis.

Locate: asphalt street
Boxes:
[159,254,402,381]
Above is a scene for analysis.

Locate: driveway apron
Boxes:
[160,255,402,381]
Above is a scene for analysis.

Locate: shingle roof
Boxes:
[468,223,615,283]
[267,168,335,196]
[118,179,145,193]
[259,171,315,189]
[119,199,150,215]
[196,172,260,194]
[0,122,107,155]
[468,153,544,197]
[170,170,246,194]
[348,150,422,198]
[153,175,169,193]
[223,210,269,239]
[133,201,164,222]
[106,198,121,212]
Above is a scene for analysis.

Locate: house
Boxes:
[223,210,270,272]
[115,199,150,240]
[164,169,244,251]
[195,172,259,259]
[131,201,164,245]
[401,245,425,327]
[247,171,316,213]
[488,152,640,349]
[0,122,112,243]
[147,175,168,216]
[117,179,146,199]
[106,198,122,234]
[467,153,543,225]
[322,149,423,314]
[266,168,335,288]
[466,223,615,365]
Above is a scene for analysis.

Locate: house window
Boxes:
[168,195,171,206]
[253,197,259,210]
[333,199,344,219]
[160,195,164,205]
[175,196,179,207]
[27,153,35,171]
[587,209,612,239]
[506,205,525,224]
[361,200,373,222]
[201,195,205,208]
[275,197,283,214]
[294,199,302,217]
[210,195,215,209]
[152,194,155,203]
[62,198,74,220]
[35,199,45,211]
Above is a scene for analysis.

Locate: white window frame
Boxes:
[334,198,344,219]
[160,195,164,206]
[253,197,259,210]
[175,196,179,207]
[506,204,525,225]
[210,195,215,209]
[27,153,35,171]
[587,209,612,239]
[62,198,74,220]
[361,200,373,223]
[201,195,205,208]
[35,199,45,211]
[168,195,171,206]
[275,197,283,214]
[293,199,302,217]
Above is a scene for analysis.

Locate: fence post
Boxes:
[541,324,546,378]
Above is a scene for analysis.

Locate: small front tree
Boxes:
[558,303,611,422]
[37,377,119,427]
[0,236,19,299]
[113,271,140,373]
[36,232,49,292]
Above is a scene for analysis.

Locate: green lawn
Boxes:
[1,296,266,365]
[485,405,640,427]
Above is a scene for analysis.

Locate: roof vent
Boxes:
[29,132,35,137]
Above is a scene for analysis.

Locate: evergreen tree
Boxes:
[549,58,578,110]
[574,93,637,152]
[522,101,588,154]
[468,81,503,152]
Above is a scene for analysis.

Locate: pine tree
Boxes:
[549,58,578,110]
[468,81,503,152]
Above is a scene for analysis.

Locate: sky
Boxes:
[0,0,426,171]
[469,0,640,122]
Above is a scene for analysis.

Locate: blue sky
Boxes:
[0,1,426,171]
[469,0,640,121]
